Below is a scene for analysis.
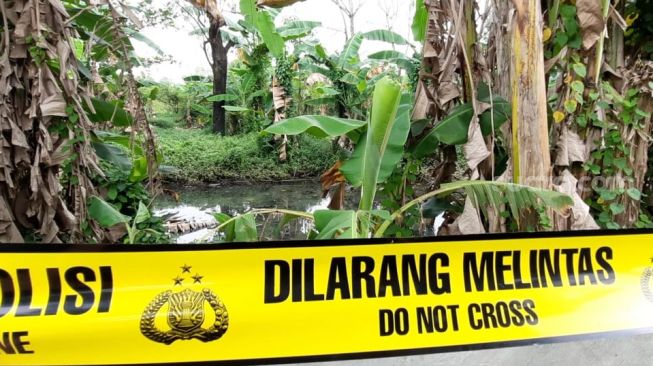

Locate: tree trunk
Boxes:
[492,0,514,152]
[209,20,228,135]
[510,0,551,189]
[0,0,100,242]
[510,0,552,230]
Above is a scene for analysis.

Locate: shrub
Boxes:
[156,128,340,183]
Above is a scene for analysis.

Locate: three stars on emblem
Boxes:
[173,265,204,285]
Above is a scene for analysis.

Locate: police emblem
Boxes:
[641,258,653,303]
[140,265,229,344]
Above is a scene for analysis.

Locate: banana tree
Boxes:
[260,77,573,239]
[294,29,414,120]
[217,0,319,155]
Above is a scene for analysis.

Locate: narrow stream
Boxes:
[155,181,339,243]
[156,181,331,214]
[155,181,440,243]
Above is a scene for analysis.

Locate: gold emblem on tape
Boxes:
[140,265,229,345]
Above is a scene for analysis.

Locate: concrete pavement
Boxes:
[284,333,653,366]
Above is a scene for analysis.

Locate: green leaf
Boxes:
[127,29,164,55]
[263,115,366,138]
[315,44,328,59]
[636,108,651,118]
[390,58,417,73]
[255,10,285,58]
[361,29,409,45]
[92,142,131,172]
[313,210,359,239]
[609,203,625,215]
[218,213,258,242]
[206,94,239,102]
[339,72,361,85]
[191,103,212,116]
[87,98,134,127]
[606,222,621,230]
[93,131,144,157]
[411,0,428,42]
[571,80,585,94]
[355,77,402,212]
[223,106,251,112]
[411,103,475,159]
[627,188,642,201]
[128,157,148,183]
[560,4,577,19]
[564,99,578,113]
[572,63,587,78]
[613,157,628,170]
[357,80,368,93]
[554,33,569,50]
[338,33,363,69]
[479,98,511,136]
[277,20,321,39]
[233,214,258,242]
[367,50,406,60]
[107,186,118,201]
[304,97,337,106]
[134,202,151,225]
[374,180,574,237]
[239,0,257,25]
[88,196,130,228]
[341,104,410,186]
[600,190,618,201]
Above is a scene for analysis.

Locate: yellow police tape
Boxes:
[2,231,653,365]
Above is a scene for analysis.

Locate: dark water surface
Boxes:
[156,181,331,215]
[155,181,340,242]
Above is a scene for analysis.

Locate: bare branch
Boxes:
[203,40,213,67]
[329,0,365,39]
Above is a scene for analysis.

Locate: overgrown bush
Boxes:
[92,161,170,244]
[156,128,340,182]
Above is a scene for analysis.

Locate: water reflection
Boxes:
[155,181,442,243]
[155,181,351,243]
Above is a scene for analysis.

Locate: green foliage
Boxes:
[88,196,168,244]
[379,159,423,238]
[410,91,511,159]
[374,181,574,237]
[277,21,321,40]
[275,53,296,94]
[214,212,258,242]
[625,0,653,58]
[411,0,428,42]
[340,80,408,192]
[143,78,214,129]
[226,58,273,134]
[575,83,650,229]
[157,129,340,182]
[546,3,582,58]
[87,98,134,126]
[263,115,366,138]
[361,30,409,45]
[89,160,170,244]
[88,196,130,228]
[293,30,410,120]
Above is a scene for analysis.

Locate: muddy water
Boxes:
[155,181,345,243]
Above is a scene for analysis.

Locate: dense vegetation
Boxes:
[1,0,652,243]
[157,129,339,182]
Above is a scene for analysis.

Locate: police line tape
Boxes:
[2,230,653,365]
